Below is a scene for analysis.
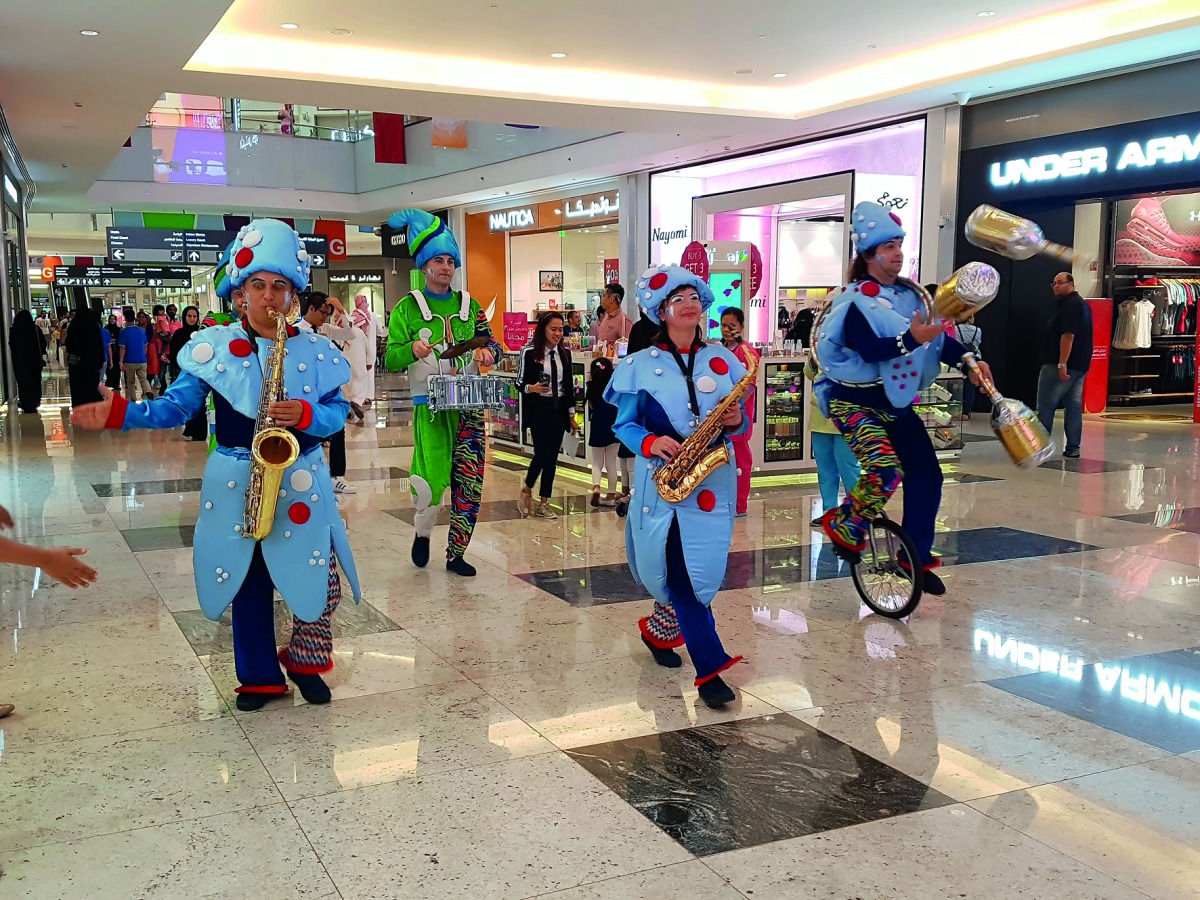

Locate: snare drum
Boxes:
[427,375,507,413]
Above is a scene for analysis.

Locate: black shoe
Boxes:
[1064,448,1080,459]
[411,535,430,567]
[235,690,286,711]
[446,556,477,577]
[615,497,630,518]
[923,570,946,596]
[829,541,862,566]
[697,675,736,708]
[641,634,683,668]
[287,671,332,704]
[809,516,823,528]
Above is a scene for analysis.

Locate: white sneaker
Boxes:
[333,478,356,494]
[517,490,533,517]
[535,502,558,520]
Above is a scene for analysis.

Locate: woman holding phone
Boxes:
[518,312,579,520]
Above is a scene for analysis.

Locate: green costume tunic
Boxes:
[385,289,498,504]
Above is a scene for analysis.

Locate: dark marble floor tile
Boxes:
[173,596,402,656]
[952,473,1004,484]
[382,494,595,526]
[343,466,408,482]
[521,526,1093,606]
[93,477,205,497]
[988,647,1200,753]
[960,432,993,443]
[1112,505,1200,533]
[1038,457,1145,474]
[121,524,196,551]
[567,714,953,855]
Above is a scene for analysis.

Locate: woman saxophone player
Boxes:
[813,202,992,594]
[604,266,748,707]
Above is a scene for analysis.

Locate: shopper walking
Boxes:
[720,307,759,516]
[586,357,620,507]
[518,311,578,520]
[593,283,632,348]
[1037,273,1092,459]
[142,311,165,394]
[954,315,982,419]
[103,314,122,390]
[119,308,154,401]
[9,310,46,413]
[350,294,378,407]
[66,308,105,408]
[169,305,208,441]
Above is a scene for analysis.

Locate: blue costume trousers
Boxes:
[640,518,738,685]
[811,431,862,513]
[232,544,288,695]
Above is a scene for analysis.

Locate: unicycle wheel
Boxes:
[850,514,924,619]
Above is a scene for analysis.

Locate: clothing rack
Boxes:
[1109,274,1200,405]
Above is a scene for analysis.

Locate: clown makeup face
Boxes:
[237,272,293,337]
[661,287,702,325]
[424,253,456,295]
[867,238,905,283]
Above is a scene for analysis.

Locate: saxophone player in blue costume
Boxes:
[72,219,362,710]
[604,265,750,708]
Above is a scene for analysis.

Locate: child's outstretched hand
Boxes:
[71,386,116,430]
[41,547,97,588]
[0,505,14,531]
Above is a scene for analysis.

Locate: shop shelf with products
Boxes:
[912,371,964,453]
[762,361,807,463]
[487,353,523,448]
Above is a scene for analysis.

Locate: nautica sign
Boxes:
[489,208,536,231]
[991,133,1200,187]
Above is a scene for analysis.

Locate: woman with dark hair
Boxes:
[9,309,46,413]
[65,308,104,408]
[586,357,619,507]
[604,265,749,707]
[104,314,121,390]
[169,305,207,441]
[720,306,759,516]
[518,311,578,519]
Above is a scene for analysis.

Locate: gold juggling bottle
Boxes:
[961,354,1056,469]
[965,205,1076,264]
[244,310,300,539]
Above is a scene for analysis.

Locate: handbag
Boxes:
[560,432,581,457]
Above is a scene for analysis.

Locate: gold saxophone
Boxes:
[244,310,300,540]
[653,351,759,503]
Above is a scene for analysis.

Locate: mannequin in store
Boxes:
[812,202,992,595]
[71,219,363,710]
[719,307,759,516]
[384,209,501,577]
[604,265,749,707]
[350,294,378,408]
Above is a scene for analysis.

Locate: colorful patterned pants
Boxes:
[233,543,343,695]
[638,518,741,686]
[447,410,486,561]
[827,400,943,567]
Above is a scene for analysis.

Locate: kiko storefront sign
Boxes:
[968,111,1200,202]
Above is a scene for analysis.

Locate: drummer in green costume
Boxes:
[385,209,501,577]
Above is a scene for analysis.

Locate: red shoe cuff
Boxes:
[234,684,288,695]
[278,648,334,674]
[695,655,744,687]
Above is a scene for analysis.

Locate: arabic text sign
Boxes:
[53,264,192,288]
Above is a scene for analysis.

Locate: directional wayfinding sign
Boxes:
[53,265,193,288]
[109,227,331,267]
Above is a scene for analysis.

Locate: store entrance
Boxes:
[692,171,852,346]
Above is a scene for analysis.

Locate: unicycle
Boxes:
[850,511,924,619]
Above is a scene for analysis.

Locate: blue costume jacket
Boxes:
[814,279,948,416]
[115,324,363,623]
[605,342,748,607]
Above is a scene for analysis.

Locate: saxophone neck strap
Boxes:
[665,340,703,421]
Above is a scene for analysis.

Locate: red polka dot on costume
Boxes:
[229,339,253,357]
[648,272,669,290]
[697,490,716,512]
[234,248,255,269]
[860,281,880,297]
[709,357,729,376]
[288,502,311,524]
[890,212,902,225]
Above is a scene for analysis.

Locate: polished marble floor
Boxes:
[2,374,1200,898]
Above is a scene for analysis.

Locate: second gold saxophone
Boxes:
[654,352,759,503]
[244,309,300,539]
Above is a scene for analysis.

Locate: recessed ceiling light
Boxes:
[80,30,99,36]
[550,51,567,58]
[977,10,995,16]
[280,22,299,29]
[772,73,787,78]
[734,68,754,75]
[328,27,354,35]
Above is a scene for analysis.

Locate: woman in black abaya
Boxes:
[9,310,46,413]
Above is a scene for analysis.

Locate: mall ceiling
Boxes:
[4,0,1200,215]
